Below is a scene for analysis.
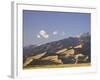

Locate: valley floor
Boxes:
[23,63,91,69]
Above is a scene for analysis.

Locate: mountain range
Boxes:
[23,32,91,68]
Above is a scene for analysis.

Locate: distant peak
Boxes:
[76,32,90,38]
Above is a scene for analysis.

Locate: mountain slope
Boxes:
[23,32,91,68]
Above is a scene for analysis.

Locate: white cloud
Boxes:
[39,30,49,39]
[37,34,41,38]
[53,31,58,35]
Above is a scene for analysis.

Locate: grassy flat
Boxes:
[23,63,91,70]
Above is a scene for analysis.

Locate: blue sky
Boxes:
[23,10,90,46]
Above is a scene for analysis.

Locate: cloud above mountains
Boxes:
[37,30,49,39]
[53,31,58,35]
[37,30,66,39]
[37,34,41,38]
[40,30,49,38]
